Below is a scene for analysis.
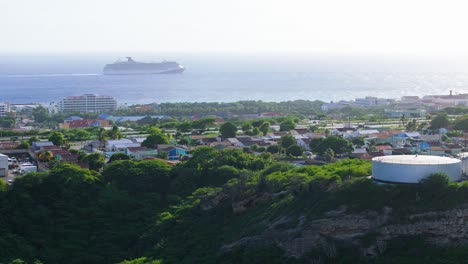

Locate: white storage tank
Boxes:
[0,153,8,177]
[372,155,461,184]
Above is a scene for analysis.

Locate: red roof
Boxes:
[67,119,109,128]
[127,147,152,152]
[375,145,393,151]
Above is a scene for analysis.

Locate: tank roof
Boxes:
[372,155,460,165]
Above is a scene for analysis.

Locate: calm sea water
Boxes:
[1,54,468,104]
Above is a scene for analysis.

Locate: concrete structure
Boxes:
[0,154,8,177]
[372,155,461,183]
[354,96,391,107]
[0,103,10,117]
[59,94,117,113]
[459,152,468,176]
[9,103,39,116]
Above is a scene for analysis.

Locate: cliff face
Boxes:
[221,205,468,258]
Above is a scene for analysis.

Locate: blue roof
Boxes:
[98,113,113,120]
[64,116,83,121]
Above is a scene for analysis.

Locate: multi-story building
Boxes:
[0,103,10,117]
[59,94,117,113]
[354,96,392,107]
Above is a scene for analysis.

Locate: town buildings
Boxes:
[58,94,117,113]
[0,103,10,117]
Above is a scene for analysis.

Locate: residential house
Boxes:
[125,147,158,160]
[227,138,243,147]
[297,137,312,151]
[155,145,189,160]
[375,145,393,155]
[32,141,55,151]
[105,139,140,151]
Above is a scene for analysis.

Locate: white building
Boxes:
[105,139,141,151]
[354,97,391,107]
[0,154,8,177]
[59,94,117,113]
[0,103,10,117]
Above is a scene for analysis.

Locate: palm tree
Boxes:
[400,114,407,128]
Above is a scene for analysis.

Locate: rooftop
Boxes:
[372,155,460,165]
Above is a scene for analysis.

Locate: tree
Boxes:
[266,145,280,154]
[84,152,105,171]
[156,150,169,160]
[71,129,91,141]
[406,119,417,131]
[32,105,50,123]
[259,122,270,136]
[309,138,324,153]
[241,122,252,132]
[103,159,171,196]
[176,122,192,132]
[109,126,121,140]
[279,120,296,131]
[108,153,131,163]
[454,114,468,131]
[323,148,335,162]
[142,129,169,148]
[219,122,237,138]
[0,117,16,128]
[310,136,353,156]
[280,134,296,149]
[192,117,216,129]
[17,141,30,149]
[28,136,39,145]
[431,113,450,129]
[419,173,450,200]
[250,144,259,152]
[178,138,189,145]
[98,127,108,142]
[48,131,65,146]
[399,114,407,128]
[286,145,303,157]
[38,150,54,162]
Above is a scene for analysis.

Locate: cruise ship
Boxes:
[103,57,185,75]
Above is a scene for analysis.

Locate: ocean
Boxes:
[1,54,468,105]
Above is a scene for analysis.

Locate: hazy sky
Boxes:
[2,0,468,55]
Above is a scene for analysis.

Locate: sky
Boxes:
[2,0,468,55]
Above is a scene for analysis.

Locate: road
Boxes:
[1,170,20,185]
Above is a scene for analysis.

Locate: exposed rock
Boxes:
[221,205,468,258]
[231,193,273,214]
[199,191,228,211]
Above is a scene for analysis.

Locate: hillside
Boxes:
[1,149,468,263]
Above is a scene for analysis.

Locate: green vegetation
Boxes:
[4,146,468,264]
[142,127,169,148]
[113,100,324,117]
[219,122,237,138]
[309,136,353,156]
[430,113,450,129]
[7,103,468,263]
[48,131,65,146]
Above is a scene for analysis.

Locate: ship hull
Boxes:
[103,67,185,75]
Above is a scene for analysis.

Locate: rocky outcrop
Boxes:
[221,205,468,258]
